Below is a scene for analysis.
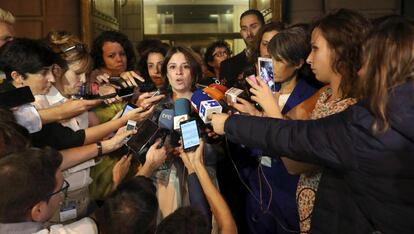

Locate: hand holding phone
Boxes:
[258,57,276,92]
[121,103,137,117]
[180,119,200,152]
[126,119,159,155]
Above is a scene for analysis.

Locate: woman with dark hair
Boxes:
[210,13,414,234]
[89,31,151,123]
[91,31,136,76]
[137,42,169,89]
[151,46,223,224]
[161,46,202,99]
[249,21,285,62]
[236,9,370,233]
[230,26,319,234]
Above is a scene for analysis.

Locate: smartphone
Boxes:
[126,119,159,155]
[121,103,137,117]
[76,82,117,100]
[118,86,135,98]
[139,80,157,93]
[180,119,200,152]
[258,57,276,92]
[0,86,35,108]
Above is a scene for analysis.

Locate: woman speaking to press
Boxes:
[211,16,414,234]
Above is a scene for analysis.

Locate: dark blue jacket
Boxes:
[224,82,414,234]
[246,78,317,234]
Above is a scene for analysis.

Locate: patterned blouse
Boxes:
[296,87,357,233]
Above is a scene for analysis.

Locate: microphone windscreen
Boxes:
[209,84,228,93]
[174,98,191,116]
[191,89,211,111]
[158,109,174,130]
[203,86,225,101]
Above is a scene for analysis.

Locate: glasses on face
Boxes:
[46,179,70,199]
[213,51,230,58]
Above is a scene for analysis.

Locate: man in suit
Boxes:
[219,9,264,87]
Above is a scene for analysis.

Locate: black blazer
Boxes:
[223,82,414,234]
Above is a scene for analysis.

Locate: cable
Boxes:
[224,137,300,233]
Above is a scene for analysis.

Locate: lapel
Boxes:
[281,79,317,114]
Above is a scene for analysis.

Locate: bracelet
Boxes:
[97,141,103,158]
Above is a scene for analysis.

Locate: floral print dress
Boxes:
[296,87,357,233]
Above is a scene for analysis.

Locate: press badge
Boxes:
[59,200,77,222]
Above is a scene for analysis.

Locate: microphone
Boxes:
[191,89,211,111]
[157,109,174,148]
[191,90,222,124]
[173,98,191,130]
[158,109,174,131]
[225,87,249,103]
[209,83,228,94]
[203,86,225,101]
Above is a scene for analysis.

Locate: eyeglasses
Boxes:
[212,51,230,58]
[46,180,70,199]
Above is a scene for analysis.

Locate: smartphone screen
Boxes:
[126,119,159,154]
[121,103,137,117]
[180,120,200,151]
[0,86,35,108]
[258,57,276,92]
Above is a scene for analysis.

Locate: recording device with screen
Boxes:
[76,82,117,100]
[180,119,200,152]
[126,119,159,155]
[0,86,35,108]
[258,57,276,92]
[121,103,137,117]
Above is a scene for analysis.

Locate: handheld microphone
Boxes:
[225,87,249,103]
[158,109,174,131]
[173,98,191,130]
[157,109,174,148]
[209,83,228,94]
[191,90,222,124]
[203,86,225,101]
[190,89,211,111]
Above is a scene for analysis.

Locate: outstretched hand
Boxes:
[210,113,230,135]
[246,77,282,118]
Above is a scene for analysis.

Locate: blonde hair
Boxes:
[0,8,15,24]
[46,31,93,74]
[358,16,414,132]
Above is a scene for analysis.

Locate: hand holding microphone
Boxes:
[173,98,191,130]
[191,90,223,124]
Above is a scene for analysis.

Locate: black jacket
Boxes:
[224,82,414,234]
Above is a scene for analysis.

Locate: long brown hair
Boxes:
[312,9,371,98]
[358,16,414,132]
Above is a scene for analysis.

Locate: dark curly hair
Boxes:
[311,8,371,98]
[90,31,136,71]
[204,40,231,73]
[137,43,169,81]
